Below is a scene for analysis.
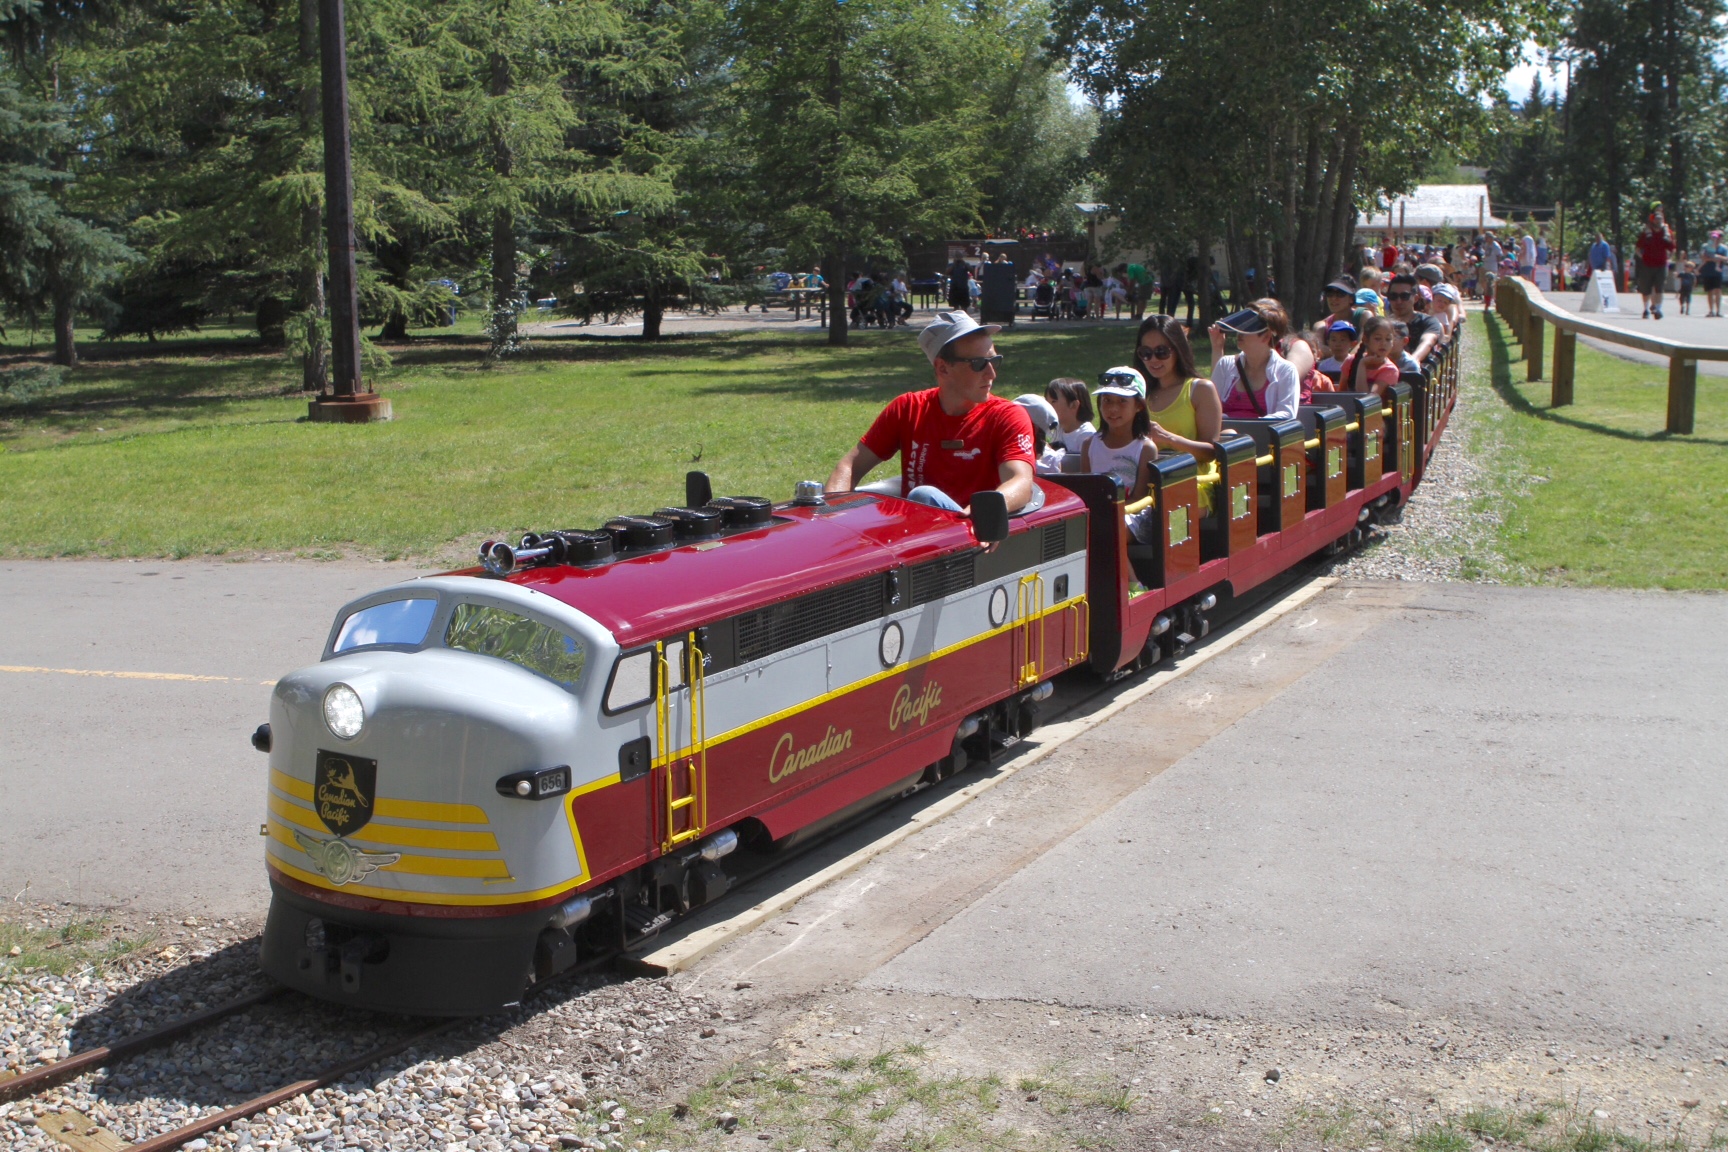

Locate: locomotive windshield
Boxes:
[443,602,587,692]
[332,597,438,653]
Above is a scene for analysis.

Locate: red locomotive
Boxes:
[253,361,1456,1015]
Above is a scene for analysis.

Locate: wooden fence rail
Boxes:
[1494,276,1728,434]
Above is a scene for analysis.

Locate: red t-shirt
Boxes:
[1636,228,1675,268]
[860,390,1035,507]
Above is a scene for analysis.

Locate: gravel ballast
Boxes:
[1327,320,1519,583]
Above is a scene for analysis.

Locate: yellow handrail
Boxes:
[1303,437,1320,450]
[1123,494,1155,515]
[1254,453,1275,467]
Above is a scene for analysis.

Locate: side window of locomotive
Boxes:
[332,597,439,654]
[605,649,656,713]
[444,602,586,693]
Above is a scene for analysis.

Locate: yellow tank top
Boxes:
[1148,378,1202,441]
[1148,377,1221,508]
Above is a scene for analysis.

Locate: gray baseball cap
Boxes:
[918,310,1001,364]
[1013,393,1059,431]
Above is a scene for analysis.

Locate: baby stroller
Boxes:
[1030,280,1055,320]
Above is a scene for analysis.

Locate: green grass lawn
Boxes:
[0,324,1157,561]
[1482,309,1728,589]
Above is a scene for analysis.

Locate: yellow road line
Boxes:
[0,664,273,685]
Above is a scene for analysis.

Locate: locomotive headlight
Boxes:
[322,683,366,740]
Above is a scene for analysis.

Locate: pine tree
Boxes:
[0,74,130,364]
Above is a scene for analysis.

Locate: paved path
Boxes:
[1543,289,1728,377]
[696,582,1728,1054]
[521,303,1140,339]
[0,559,427,915]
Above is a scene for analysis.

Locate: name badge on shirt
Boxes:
[941,439,965,450]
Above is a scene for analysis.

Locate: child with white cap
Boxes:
[1012,393,1068,475]
[1078,366,1160,543]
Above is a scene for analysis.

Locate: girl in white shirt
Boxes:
[1044,377,1097,452]
[1080,367,1159,544]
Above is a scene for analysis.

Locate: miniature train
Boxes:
[253,345,1459,1015]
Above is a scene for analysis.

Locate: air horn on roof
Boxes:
[478,538,549,576]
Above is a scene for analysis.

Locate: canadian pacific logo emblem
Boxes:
[889,680,942,732]
[314,750,376,835]
[769,726,854,784]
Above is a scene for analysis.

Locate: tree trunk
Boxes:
[1661,0,1686,253]
[488,36,518,358]
[376,238,412,341]
[826,243,848,346]
[52,284,77,368]
[297,0,328,391]
[1195,232,1216,329]
[490,209,517,353]
[1292,122,1328,327]
[1276,121,1300,318]
[1606,127,1624,292]
[642,285,664,340]
[1326,125,1361,283]
[824,27,847,348]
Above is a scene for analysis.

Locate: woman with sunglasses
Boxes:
[1135,314,1221,463]
[1135,313,1222,510]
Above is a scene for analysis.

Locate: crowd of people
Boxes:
[823,246,1464,536]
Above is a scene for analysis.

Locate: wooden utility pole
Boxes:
[310,0,391,421]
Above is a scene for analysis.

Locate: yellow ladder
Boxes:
[1016,574,1045,687]
[655,633,707,851]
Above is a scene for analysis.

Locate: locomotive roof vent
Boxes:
[793,479,827,507]
[540,529,614,566]
[655,506,724,539]
[707,495,773,529]
[603,515,677,552]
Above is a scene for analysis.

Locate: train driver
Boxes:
[825,310,1037,519]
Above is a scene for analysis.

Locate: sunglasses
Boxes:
[1136,345,1175,361]
[1386,291,1415,301]
[943,354,1003,372]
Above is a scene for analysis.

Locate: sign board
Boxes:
[1581,269,1619,313]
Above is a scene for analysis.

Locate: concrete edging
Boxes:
[634,576,1340,974]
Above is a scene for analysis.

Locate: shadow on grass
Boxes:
[1,325,1111,431]
[1484,312,1728,448]
[0,356,303,427]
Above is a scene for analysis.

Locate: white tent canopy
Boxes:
[1359,184,1507,234]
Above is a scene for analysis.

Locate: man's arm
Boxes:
[1413,329,1441,365]
[826,443,885,493]
[994,459,1035,513]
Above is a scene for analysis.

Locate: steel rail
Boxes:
[0,986,284,1103]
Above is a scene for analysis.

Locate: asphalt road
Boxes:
[1545,288,1728,377]
[0,558,426,915]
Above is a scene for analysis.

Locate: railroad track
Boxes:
[1,954,619,1152]
[2,552,1343,1152]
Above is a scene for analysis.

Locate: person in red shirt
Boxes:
[826,310,1036,519]
[1635,206,1677,319]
